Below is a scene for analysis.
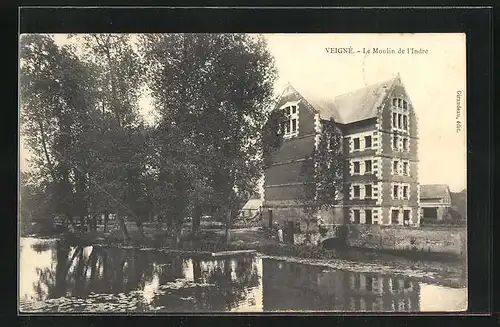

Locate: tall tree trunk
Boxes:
[103,211,109,233]
[136,220,144,237]
[79,216,86,233]
[117,213,130,242]
[192,204,202,234]
[91,214,97,231]
[36,119,57,183]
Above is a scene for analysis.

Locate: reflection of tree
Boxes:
[198,257,260,311]
[29,241,262,312]
[32,243,157,301]
[143,256,261,312]
[155,256,185,285]
[33,241,71,300]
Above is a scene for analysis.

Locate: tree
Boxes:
[19,171,55,235]
[296,118,344,243]
[262,109,286,168]
[74,34,147,241]
[20,34,100,233]
[140,33,277,243]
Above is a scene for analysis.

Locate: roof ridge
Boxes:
[333,76,395,100]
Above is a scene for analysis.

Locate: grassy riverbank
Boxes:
[25,221,466,278]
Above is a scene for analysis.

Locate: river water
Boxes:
[19,237,467,313]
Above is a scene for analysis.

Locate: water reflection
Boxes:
[262,260,423,311]
[19,238,466,312]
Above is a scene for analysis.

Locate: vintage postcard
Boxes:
[19,33,467,313]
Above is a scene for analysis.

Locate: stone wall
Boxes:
[290,224,466,257]
[346,224,466,256]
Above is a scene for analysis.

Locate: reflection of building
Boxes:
[343,272,420,311]
[262,258,420,312]
[262,259,335,311]
[420,184,452,221]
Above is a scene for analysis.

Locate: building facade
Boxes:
[420,184,452,221]
[263,74,420,228]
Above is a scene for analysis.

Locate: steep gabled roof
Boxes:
[420,184,451,200]
[330,77,395,124]
[282,74,400,125]
[242,198,263,210]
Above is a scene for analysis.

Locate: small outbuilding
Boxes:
[420,184,452,221]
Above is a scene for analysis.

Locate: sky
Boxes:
[264,33,467,192]
[20,33,467,192]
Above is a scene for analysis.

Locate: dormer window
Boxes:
[391,98,409,133]
[281,103,299,138]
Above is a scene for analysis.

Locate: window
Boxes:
[398,98,402,108]
[393,185,399,198]
[365,160,372,174]
[365,185,372,198]
[283,105,298,138]
[404,210,410,225]
[366,276,373,291]
[353,138,360,150]
[403,162,408,175]
[391,210,399,225]
[397,114,402,129]
[393,160,399,174]
[392,98,398,107]
[403,115,408,130]
[403,100,408,110]
[393,135,398,150]
[365,209,372,224]
[403,138,408,151]
[353,186,360,198]
[353,161,360,174]
[404,279,411,289]
[403,186,409,199]
[391,279,399,292]
[392,113,397,128]
[353,210,360,224]
[365,135,372,148]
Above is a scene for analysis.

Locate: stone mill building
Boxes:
[262,73,420,230]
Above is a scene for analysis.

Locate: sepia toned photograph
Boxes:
[19,33,467,313]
